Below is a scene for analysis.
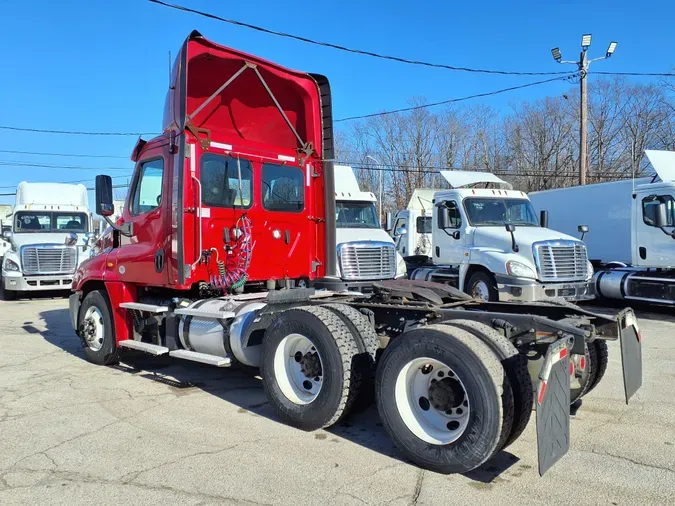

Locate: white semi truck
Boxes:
[393,171,594,302]
[529,149,675,306]
[2,182,96,299]
[330,165,406,291]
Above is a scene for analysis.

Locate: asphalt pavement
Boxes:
[0,293,673,505]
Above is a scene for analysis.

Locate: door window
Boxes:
[261,164,304,212]
[440,201,462,229]
[200,154,253,208]
[642,195,675,227]
[393,218,407,236]
[130,159,164,215]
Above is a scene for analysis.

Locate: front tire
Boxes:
[376,324,504,474]
[260,306,360,431]
[79,289,121,366]
[466,271,499,301]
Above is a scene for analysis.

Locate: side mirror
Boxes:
[540,210,549,229]
[65,232,78,246]
[2,230,12,240]
[438,207,450,229]
[95,175,114,217]
[654,203,668,228]
[385,212,393,232]
[396,227,408,236]
[578,224,589,241]
[505,224,519,252]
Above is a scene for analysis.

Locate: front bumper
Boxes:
[2,270,75,292]
[495,274,595,302]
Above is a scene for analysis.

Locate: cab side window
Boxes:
[130,159,164,216]
[440,201,462,229]
[261,164,304,212]
[643,195,675,227]
[393,217,407,236]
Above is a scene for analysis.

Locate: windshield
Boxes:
[336,201,380,229]
[14,211,88,233]
[464,198,538,227]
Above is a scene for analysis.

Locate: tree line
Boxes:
[335,77,675,214]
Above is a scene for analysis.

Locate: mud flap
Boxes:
[536,339,571,476]
[618,309,642,404]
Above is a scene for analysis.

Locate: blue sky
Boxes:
[1,0,674,206]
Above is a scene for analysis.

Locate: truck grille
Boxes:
[533,241,589,282]
[338,242,396,281]
[21,246,77,275]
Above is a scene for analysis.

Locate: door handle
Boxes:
[155,249,165,273]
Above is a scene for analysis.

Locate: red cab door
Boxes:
[115,145,171,286]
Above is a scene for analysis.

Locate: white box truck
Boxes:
[396,171,595,302]
[529,149,675,306]
[2,182,96,299]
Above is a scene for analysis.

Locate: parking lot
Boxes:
[0,294,673,506]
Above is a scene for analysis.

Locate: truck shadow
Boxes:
[37,307,517,483]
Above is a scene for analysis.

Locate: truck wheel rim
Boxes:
[83,306,104,351]
[471,281,490,300]
[273,333,324,405]
[395,357,470,445]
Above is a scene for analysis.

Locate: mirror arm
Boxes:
[657,226,675,240]
[104,216,133,237]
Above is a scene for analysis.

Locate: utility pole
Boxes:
[551,36,617,186]
[579,49,588,186]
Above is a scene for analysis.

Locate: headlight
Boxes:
[586,260,594,280]
[3,258,19,272]
[505,260,536,279]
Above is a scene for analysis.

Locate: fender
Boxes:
[462,249,538,289]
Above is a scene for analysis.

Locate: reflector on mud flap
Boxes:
[536,339,571,476]
[619,309,643,404]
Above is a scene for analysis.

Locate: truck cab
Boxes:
[409,171,594,302]
[331,165,406,291]
[2,182,95,299]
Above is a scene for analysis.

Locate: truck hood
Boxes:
[9,233,90,250]
[336,227,393,246]
[473,226,582,257]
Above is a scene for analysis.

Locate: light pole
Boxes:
[551,36,617,185]
[365,155,383,223]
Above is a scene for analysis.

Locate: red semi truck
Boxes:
[69,31,642,475]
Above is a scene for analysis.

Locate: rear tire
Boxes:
[376,324,504,474]
[444,319,533,451]
[323,303,379,408]
[79,289,121,366]
[465,271,499,301]
[260,306,360,431]
[584,340,609,396]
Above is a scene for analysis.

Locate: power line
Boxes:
[594,71,675,77]
[0,149,128,159]
[335,75,575,122]
[0,160,134,172]
[148,0,571,77]
[0,125,158,136]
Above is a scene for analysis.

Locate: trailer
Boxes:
[530,149,675,306]
[68,31,641,476]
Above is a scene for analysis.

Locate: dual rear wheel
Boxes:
[262,309,532,474]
